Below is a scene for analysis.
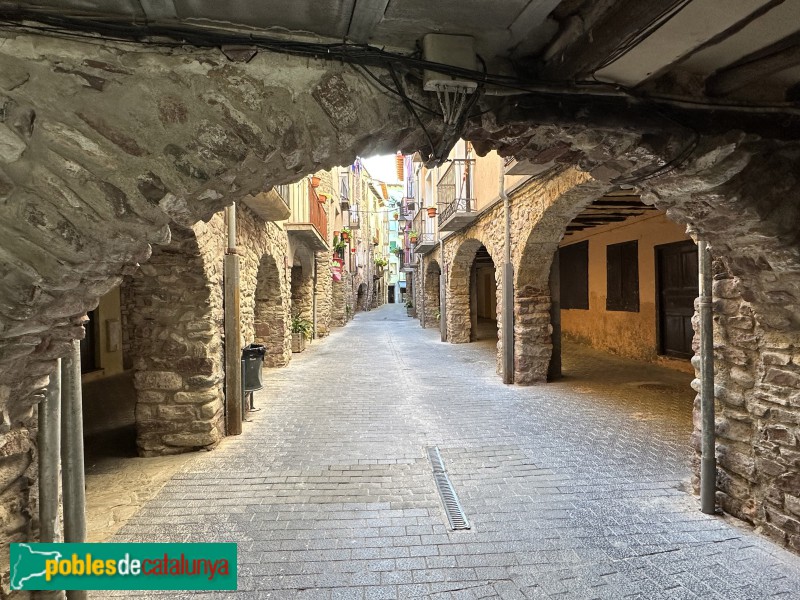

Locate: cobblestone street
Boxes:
[110,303,800,599]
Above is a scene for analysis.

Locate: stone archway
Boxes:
[446,239,503,372]
[356,283,368,312]
[253,253,290,367]
[121,225,224,457]
[424,260,441,329]
[512,172,610,385]
[291,252,314,325]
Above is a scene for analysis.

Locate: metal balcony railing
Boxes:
[348,205,360,228]
[437,158,475,226]
[339,172,350,207]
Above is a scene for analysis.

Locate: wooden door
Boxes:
[656,241,698,358]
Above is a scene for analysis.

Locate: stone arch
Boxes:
[447,238,503,372]
[423,260,441,329]
[356,283,368,312]
[253,253,290,367]
[512,172,610,385]
[290,250,314,324]
[121,225,224,457]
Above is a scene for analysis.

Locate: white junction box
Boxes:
[422,34,479,93]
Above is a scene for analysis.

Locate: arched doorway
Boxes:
[253,253,290,367]
[356,283,367,312]
[290,251,314,325]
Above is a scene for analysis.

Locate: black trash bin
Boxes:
[241,343,266,412]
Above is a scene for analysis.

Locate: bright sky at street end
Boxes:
[361,154,401,184]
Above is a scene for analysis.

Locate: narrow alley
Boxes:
[106,304,800,599]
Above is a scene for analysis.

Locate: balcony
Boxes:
[348,205,360,229]
[285,185,328,251]
[241,183,291,222]
[411,210,437,255]
[339,172,350,210]
[437,158,476,231]
[401,247,416,272]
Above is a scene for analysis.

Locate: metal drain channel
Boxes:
[426,446,470,530]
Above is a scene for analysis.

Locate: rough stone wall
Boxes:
[235,205,292,365]
[0,414,38,597]
[314,252,333,337]
[291,265,314,324]
[424,261,441,329]
[330,280,348,327]
[122,225,224,457]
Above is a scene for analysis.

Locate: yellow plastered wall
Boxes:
[83,285,125,381]
[560,212,693,370]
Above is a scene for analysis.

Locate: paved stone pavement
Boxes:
[110,303,800,599]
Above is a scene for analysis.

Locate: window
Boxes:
[559,241,589,310]
[606,240,639,312]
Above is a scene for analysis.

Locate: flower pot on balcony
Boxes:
[393,213,399,220]
[310,176,321,188]
[427,207,437,218]
[317,193,327,204]
[291,333,306,353]
[409,235,418,244]
[333,230,340,238]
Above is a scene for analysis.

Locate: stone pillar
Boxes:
[123,227,225,456]
[314,252,332,337]
[513,286,553,385]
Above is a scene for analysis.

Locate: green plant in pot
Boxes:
[291,315,313,340]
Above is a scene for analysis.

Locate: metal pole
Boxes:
[224,203,243,436]
[226,203,236,252]
[548,252,562,380]
[61,340,88,600]
[39,359,61,543]
[440,240,446,342]
[699,240,717,515]
[500,161,514,384]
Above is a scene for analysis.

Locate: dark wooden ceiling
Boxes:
[565,192,657,234]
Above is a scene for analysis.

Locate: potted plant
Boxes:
[291,315,312,352]
[341,227,351,242]
[333,239,346,259]
[408,230,419,244]
[405,299,414,317]
[310,175,321,188]
[427,206,437,218]
[374,257,388,268]
[393,212,399,220]
[391,247,402,257]
[318,193,328,204]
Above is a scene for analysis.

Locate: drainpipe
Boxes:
[440,239,446,342]
[500,162,514,384]
[39,359,61,543]
[61,340,88,600]
[224,203,242,436]
[312,257,318,337]
[699,240,716,514]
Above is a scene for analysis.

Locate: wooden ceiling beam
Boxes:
[537,0,688,80]
[706,31,800,97]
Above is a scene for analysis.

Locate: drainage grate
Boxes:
[426,446,470,530]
